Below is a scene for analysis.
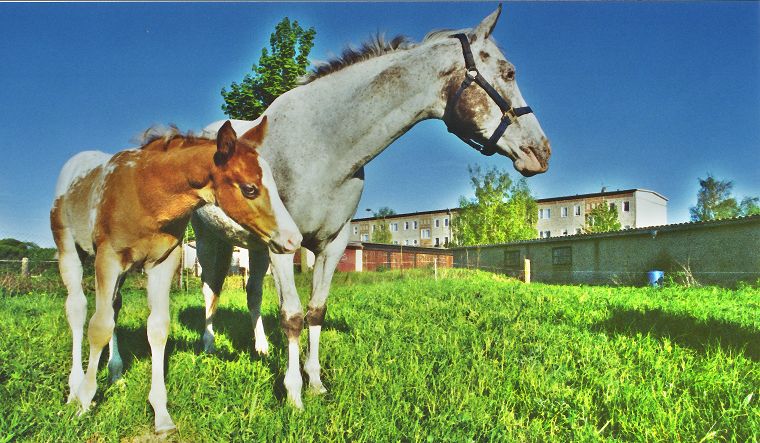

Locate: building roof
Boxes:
[535,188,668,204]
[352,208,458,222]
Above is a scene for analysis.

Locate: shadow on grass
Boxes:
[592,308,759,361]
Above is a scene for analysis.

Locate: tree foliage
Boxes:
[0,238,56,260]
[689,174,759,221]
[221,18,316,120]
[584,202,622,233]
[451,165,537,246]
[370,207,396,244]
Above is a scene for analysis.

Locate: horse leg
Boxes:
[269,252,304,408]
[145,248,181,434]
[246,247,271,355]
[54,228,86,404]
[76,251,123,412]
[305,223,350,395]
[193,216,233,353]
[107,275,126,383]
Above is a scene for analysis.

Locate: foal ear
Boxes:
[471,4,502,42]
[215,120,237,165]
[240,115,269,148]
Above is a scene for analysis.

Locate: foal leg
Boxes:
[247,247,271,355]
[193,217,233,353]
[269,252,304,408]
[107,275,126,383]
[77,252,123,412]
[145,248,181,434]
[54,231,86,403]
[305,223,350,395]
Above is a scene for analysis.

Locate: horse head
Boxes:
[211,117,302,253]
[442,5,551,177]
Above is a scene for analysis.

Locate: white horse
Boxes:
[108,5,551,409]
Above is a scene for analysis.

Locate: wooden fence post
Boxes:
[523,258,531,284]
[21,257,29,277]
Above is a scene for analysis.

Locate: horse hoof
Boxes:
[155,422,177,435]
[307,384,328,396]
[287,395,304,410]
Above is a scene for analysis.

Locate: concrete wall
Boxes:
[452,216,760,286]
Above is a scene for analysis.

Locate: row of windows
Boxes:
[352,217,450,235]
[539,201,630,220]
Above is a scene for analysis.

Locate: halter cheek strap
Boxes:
[445,33,533,156]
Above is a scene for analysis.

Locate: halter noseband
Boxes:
[445,33,533,156]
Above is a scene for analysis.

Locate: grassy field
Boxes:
[0,269,758,442]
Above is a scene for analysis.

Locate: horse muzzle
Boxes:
[269,229,302,254]
[509,137,551,177]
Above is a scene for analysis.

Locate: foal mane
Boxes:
[303,29,466,84]
[138,125,211,152]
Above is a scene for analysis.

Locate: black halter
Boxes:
[445,33,533,156]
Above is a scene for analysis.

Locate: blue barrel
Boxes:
[647,270,664,287]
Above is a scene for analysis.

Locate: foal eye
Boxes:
[240,183,259,199]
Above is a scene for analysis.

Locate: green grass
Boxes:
[0,269,758,442]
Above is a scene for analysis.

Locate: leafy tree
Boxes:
[0,238,55,260]
[738,196,760,217]
[689,174,739,221]
[221,18,316,120]
[584,202,622,233]
[451,165,537,246]
[370,207,396,244]
[183,223,195,243]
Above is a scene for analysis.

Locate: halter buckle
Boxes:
[504,108,519,124]
[465,69,479,81]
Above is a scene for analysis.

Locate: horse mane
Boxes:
[137,125,212,151]
[303,29,469,84]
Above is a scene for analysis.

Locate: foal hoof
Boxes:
[155,422,177,436]
[307,384,328,396]
[254,339,269,356]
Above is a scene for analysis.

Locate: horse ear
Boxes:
[240,115,268,148]
[471,4,502,42]
[215,120,237,165]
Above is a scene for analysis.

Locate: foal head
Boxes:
[442,5,551,177]
[211,118,301,253]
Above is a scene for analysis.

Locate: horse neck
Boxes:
[133,144,216,225]
[271,42,459,178]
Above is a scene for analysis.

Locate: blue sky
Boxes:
[1,2,758,247]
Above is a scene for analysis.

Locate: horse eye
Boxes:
[240,183,259,199]
[506,70,515,81]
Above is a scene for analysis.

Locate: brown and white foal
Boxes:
[50,118,300,433]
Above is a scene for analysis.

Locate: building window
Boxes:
[624,225,631,230]
[421,229,431,239]
[609,202,616,211]
[539,230,552,238]
[361,234,369,242]
[444,218,450,227]
[562,229,568,236]
[372,225,376,232]
[392,240,399,245]
[353,225,358,235]
[413,239,418,245]
[623,201,630,212]
[390,223,398,232]
[413,221,418,229]
[576,228,582,234]
[444,236,449,246]
[574,205,581,216]
[435,237,440,247]
[539,208,551,219]
[561,207,568,218]
[435,219,440,228]
[404,221,409,230]
[504,250,521,267]
[552,247,572,265]
[404,239,409,245]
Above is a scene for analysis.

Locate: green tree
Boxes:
[738,196,760,217]
[370,207,396,244]
[689,174,740,221]
[221,18,316,120]
[451,165,537,246]
[584,201,622,233]
[0,238,55,260]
